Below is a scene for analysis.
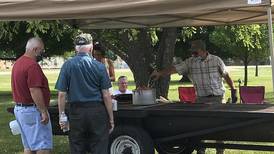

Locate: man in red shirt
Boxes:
[11,37,52,154]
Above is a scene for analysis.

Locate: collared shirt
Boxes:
[174,54,228,97]
[11,56,50,107]
[55,52,112,103]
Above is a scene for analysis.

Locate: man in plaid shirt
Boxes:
[151,39,237,154]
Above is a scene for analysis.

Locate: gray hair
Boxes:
[75,44,93,52]
[25,37,43,51]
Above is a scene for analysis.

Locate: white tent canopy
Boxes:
[0,0,273,29]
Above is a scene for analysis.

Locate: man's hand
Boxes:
[59,121,66,130]
[40,111,49,125]
[231,89,238,104]
[150,70,161,81]
[109,120,115,134]
[59,115,67,130]
[30,87,49,124]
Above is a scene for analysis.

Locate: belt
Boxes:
[205,95,221,97]
[16,103,36,107]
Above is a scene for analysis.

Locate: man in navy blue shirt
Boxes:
[55,33,114,154]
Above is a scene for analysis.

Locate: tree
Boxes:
[210,24,268,86]
[89,28,179,97]
[0,21,78,60]
[0,21,183,98]
[253,25,269,77]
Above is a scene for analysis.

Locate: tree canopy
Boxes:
[210,24,269,85]
[0,20,78,60]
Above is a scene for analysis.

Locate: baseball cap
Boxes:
[74,33,93,45]
[189,40,206,52]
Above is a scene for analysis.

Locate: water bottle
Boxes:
[59,112,69,132]
[112,99,118,111]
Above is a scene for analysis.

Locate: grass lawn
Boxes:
[1,66,274,153]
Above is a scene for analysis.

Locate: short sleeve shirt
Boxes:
[55,53,112,103]
[174,54,228,97]
[11,56,50,107]
[113,89,132,95]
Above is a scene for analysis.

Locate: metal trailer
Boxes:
[46,102,274,154]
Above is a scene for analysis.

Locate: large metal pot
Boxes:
[132,88,156,105]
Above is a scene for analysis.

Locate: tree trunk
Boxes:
[127,29,154,88]
[241,50,250,86]
[255,57,258,77]
[155,28,177,98]
[95,28,177,98]
[244,62,248,86]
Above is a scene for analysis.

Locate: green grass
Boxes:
[1,66,274,153]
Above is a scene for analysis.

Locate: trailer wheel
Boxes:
[155,141,194,154]
[109,126,155,154]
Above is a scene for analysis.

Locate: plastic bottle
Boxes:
[59,112,69,132]
[112,99,118,111]
[9,120,21,135]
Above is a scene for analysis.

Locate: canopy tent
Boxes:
[0,0,273,29]
[1,0,274,90]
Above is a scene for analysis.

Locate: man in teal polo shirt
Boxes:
[55,33,114,154]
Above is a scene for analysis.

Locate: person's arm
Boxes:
[217,57,235,90]
[150,65,178,80]
[107,59,116,82]
[29,87,49,125]
[223,73,235,90]
[224,73,238,103]
[217,57,238,103]
[58,91,66,115]
[102,89,114,133]
[55,62,69,115]
[57,91,67,129]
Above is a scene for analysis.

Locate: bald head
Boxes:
[26,37,44,52]
[24,37,45,61]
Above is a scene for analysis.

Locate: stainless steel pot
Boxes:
[132,88,156,105]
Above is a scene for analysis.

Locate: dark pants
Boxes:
[69,102,109,154]
[196,96,224,154]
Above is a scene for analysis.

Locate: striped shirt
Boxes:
[174,54,228,97]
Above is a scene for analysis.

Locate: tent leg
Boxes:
[267,6,274,92]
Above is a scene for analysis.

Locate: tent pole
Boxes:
[267,6,274,92]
